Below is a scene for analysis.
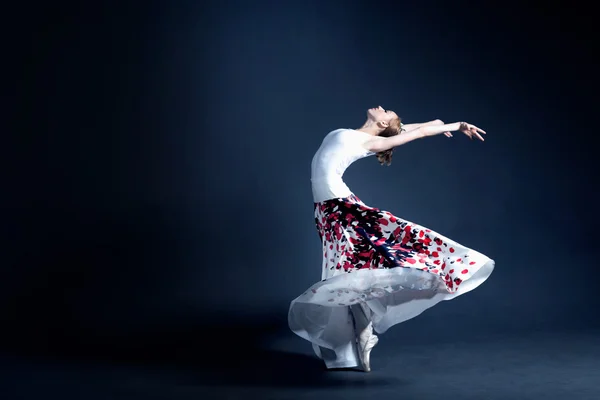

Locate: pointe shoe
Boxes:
[357,324,379,372]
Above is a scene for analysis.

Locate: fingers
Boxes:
[463,123,487,134]
[458,122,487,141]
[467,127,482,141]
[461,130,483,141]
[443,131,452,137]
[472,125,486,134]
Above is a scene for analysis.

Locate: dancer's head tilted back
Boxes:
[360,106,403,166]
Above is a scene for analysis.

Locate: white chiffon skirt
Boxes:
[288,194,495,369]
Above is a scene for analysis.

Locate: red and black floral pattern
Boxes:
[314,194,477,293]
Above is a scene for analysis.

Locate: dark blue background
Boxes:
[3,0,597,357]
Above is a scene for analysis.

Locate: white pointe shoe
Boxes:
[357,324,379,372]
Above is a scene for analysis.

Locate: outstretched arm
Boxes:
[364,122,486,153]
[401,119,445,131]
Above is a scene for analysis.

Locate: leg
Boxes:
[313,306,361,369]
[350,302,379,372]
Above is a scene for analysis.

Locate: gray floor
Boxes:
[2,328,600,400]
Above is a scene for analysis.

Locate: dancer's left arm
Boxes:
[364,122,486,152]
[401,119,444,131]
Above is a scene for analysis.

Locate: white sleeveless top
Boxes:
[311,129,375,203]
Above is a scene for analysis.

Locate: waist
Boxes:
[310,173,344,182]
[311,176,351,203]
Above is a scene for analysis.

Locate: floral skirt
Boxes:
[288,194,495,368]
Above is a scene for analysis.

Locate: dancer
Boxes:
[288,106,495,372]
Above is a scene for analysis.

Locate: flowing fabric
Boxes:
[288,194,494,368]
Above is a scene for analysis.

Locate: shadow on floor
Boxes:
[1,322,399,391]
[146,349,396,389]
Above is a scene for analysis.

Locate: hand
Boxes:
[455,122,486,141]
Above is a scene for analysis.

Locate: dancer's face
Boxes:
[367,106,398,128]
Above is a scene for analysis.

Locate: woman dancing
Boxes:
[288,106,495,372]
